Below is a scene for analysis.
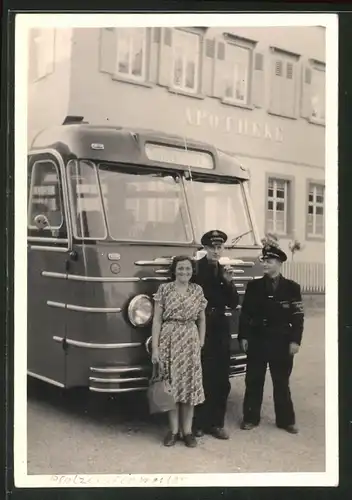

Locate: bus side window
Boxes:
[28,158,67,239]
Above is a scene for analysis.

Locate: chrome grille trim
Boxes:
[47,301,122,313]
[27,371,65,388]
[141,277,168,282]
[89,387,148,393]
[90,366,148,374]
[89,376,148,384]
[53,336,142,349]
[135,259,173,266]
[42,271,140,283]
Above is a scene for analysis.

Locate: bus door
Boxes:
[27,151,70,387]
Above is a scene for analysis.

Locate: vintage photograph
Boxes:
[14,13,338,487]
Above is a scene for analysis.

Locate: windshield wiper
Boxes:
[226,230,253,248]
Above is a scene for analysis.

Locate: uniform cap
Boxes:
[261,244,287,263]
[201,229,228,247]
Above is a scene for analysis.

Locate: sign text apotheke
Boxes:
[186,108,284,143]
[145,142,214,170]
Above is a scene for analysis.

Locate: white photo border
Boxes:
[14,12,339,488]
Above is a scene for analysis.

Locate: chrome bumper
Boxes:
[89,365,150,393]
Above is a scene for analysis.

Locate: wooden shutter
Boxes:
[99,28,117,75]
[269,57,283,115]
[251,51,265,108]
[282,61,296,117]
[149,27,160,84]
[213,40,226,98]
[28,29,39,82]
[201,37,215,96]
[300,64,312,118]
[158,27,173,87]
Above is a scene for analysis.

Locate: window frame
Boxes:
[184,174,257,247]
[96,164,194,245]
[221,35,255,108]
[114,27,149,84]
[265,174,295,239]
[27,150,71,250]
[67,159,108,241]
[308,60,326,126]
[268,47,300,120]
[27,158,67,238]
[306,179,325,240]
[170,28,202,96]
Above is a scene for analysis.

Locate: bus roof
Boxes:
[30,122,250,181]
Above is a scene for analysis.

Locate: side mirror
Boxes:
[34,214,50,230]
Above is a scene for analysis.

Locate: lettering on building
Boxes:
[186,108,284,143]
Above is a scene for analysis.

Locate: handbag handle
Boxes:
[151,361,164,382]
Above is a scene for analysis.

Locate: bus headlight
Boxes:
[128,295,153,327]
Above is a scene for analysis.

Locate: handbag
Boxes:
[147,362,176,414]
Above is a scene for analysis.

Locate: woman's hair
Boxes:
[169,255,196,282]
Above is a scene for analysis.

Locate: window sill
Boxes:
[305,234,325,242]
[265,231,294,241]
[267,110,297,121]
[221,98,254,111]
[111,75,153,89]
[308,117,325,127]
[167,87,205,100]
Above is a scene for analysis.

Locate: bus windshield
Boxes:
[68,160,255,245]
[184,176,256,246]
[98,163,192,243]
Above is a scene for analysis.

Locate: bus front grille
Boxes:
[89,364,151,393]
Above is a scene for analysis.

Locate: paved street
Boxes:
[27,314,325,475]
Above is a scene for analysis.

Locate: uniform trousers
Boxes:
[194,313,231,430]
[243,334,295,427]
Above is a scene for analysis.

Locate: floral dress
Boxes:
[154,282,207,406]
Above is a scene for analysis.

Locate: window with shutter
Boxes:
[254,53,264,71]
[307,183,325,237]
[266,178,291,235]
[221,43,251,105]
[269,50,298,118]
[171,29,201,94]
[286,62,293,80]
[205,38,215,58]
[115,28,147,82]
[217,42,225,61]
[310,66,325,123]
[275,60,283,77]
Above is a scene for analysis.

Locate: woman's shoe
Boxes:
[183,434,197,448]
[163,431,178,447]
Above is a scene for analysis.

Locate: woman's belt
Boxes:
[163,319,195,324]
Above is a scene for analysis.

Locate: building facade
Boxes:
[27,25,326,263]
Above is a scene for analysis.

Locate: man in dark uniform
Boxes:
[238,244,304,434]
[193,230,240,440]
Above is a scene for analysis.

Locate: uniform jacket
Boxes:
[194,256,239,312]
[238,274,304,345]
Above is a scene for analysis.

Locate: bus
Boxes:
[27,116,263,394]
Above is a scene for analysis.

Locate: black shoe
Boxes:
[207,427,229,440]
[240,421,258,430]
[184,434,197,448]
[163,431,178,447]
[193,428,204,438]
[277,424,299,434]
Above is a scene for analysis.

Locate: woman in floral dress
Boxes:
[151,255,207,448]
